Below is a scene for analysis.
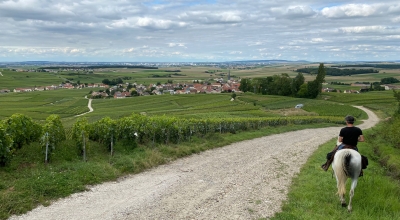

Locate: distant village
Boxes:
[0,79,242,99]
[1,67,398,98]
[0,67,243,98]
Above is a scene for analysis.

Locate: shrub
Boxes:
[4,113,42,151]
[42,114,66,162]
[0,123,13,166]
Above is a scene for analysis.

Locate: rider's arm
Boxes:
[358,135,365,142]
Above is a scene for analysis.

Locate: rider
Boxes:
[321,115,364,172]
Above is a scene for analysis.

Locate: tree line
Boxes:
[296,67,378,76]
[239,63,326,99]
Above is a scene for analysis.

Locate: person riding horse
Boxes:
[321,115,365,175]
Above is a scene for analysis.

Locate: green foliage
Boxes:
[239,78,252,92]
[72,117,89,153]
[4,113,42,150]
[292,72,305,96]
[0,123,13,166]
[306,63,326,99]
[41,115,66,162]
[393,90,400,115]
[86,113,343,148]
[296,67,379,76]
[88,117,117,150]
[381,77,399,84]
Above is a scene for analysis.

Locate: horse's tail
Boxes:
[333,150,352,196]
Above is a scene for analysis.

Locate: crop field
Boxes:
[1,64,399,125]
[0,70,61,89]
[321,90,396,117]
[0,89,91,120]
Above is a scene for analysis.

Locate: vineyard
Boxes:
[0,112,345,167]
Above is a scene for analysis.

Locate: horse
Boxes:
[331,148,362,212]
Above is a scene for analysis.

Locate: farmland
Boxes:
[1,63,400,219]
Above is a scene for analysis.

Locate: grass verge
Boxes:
[270,127,400,220]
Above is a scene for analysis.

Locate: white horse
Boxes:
[332,148,362,212]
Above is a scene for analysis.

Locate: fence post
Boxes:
[111,134,114,157]
[45,132,49,164]
[82,131,86,162]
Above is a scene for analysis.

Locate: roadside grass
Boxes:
[0,123,338,219]
[270,127,400,220]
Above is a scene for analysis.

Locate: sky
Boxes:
[0,0,399,62]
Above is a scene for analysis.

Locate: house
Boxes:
[114,92,125,99]
[189,89,197,94]
[45,85,58,90]
[13,88,33,92]
[343,90,359,94]
[383,85,399,90]
[322,87,335,92]
[113,91,131,99]
[0,89,10,93]
[63,84,75,89]
[35,87,45,91]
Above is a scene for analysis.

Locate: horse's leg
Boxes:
[337,182,346,206]
[348,178,358,212]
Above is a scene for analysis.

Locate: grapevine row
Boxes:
[1,113,344,166]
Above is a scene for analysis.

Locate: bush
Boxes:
[0,123,13,166]
[4,113,42,151]
[42,114,66,162]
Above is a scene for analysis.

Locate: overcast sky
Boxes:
[1,0,399,62]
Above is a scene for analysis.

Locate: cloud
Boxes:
[168,43,186,47]
[321,4,376,18]
[339,26,388,33]
[0,1,399,62]
[284,6,316,19]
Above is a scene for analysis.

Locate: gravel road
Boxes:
[9,106,379,220]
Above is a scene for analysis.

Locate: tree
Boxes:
[131,90,138,96]
[102,79,110,85]
[307,63,326,98]
[297,83,309,98]
[315,63,326,91]
[307,81,319,98]
[394,89,400,115]
[381,77,399,84]
[239,78,252,92]
[292,72,305,96]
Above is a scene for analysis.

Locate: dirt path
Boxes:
[75,96,93,117]
[10,106,379,220]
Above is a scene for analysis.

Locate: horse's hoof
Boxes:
[341,203,347,207]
